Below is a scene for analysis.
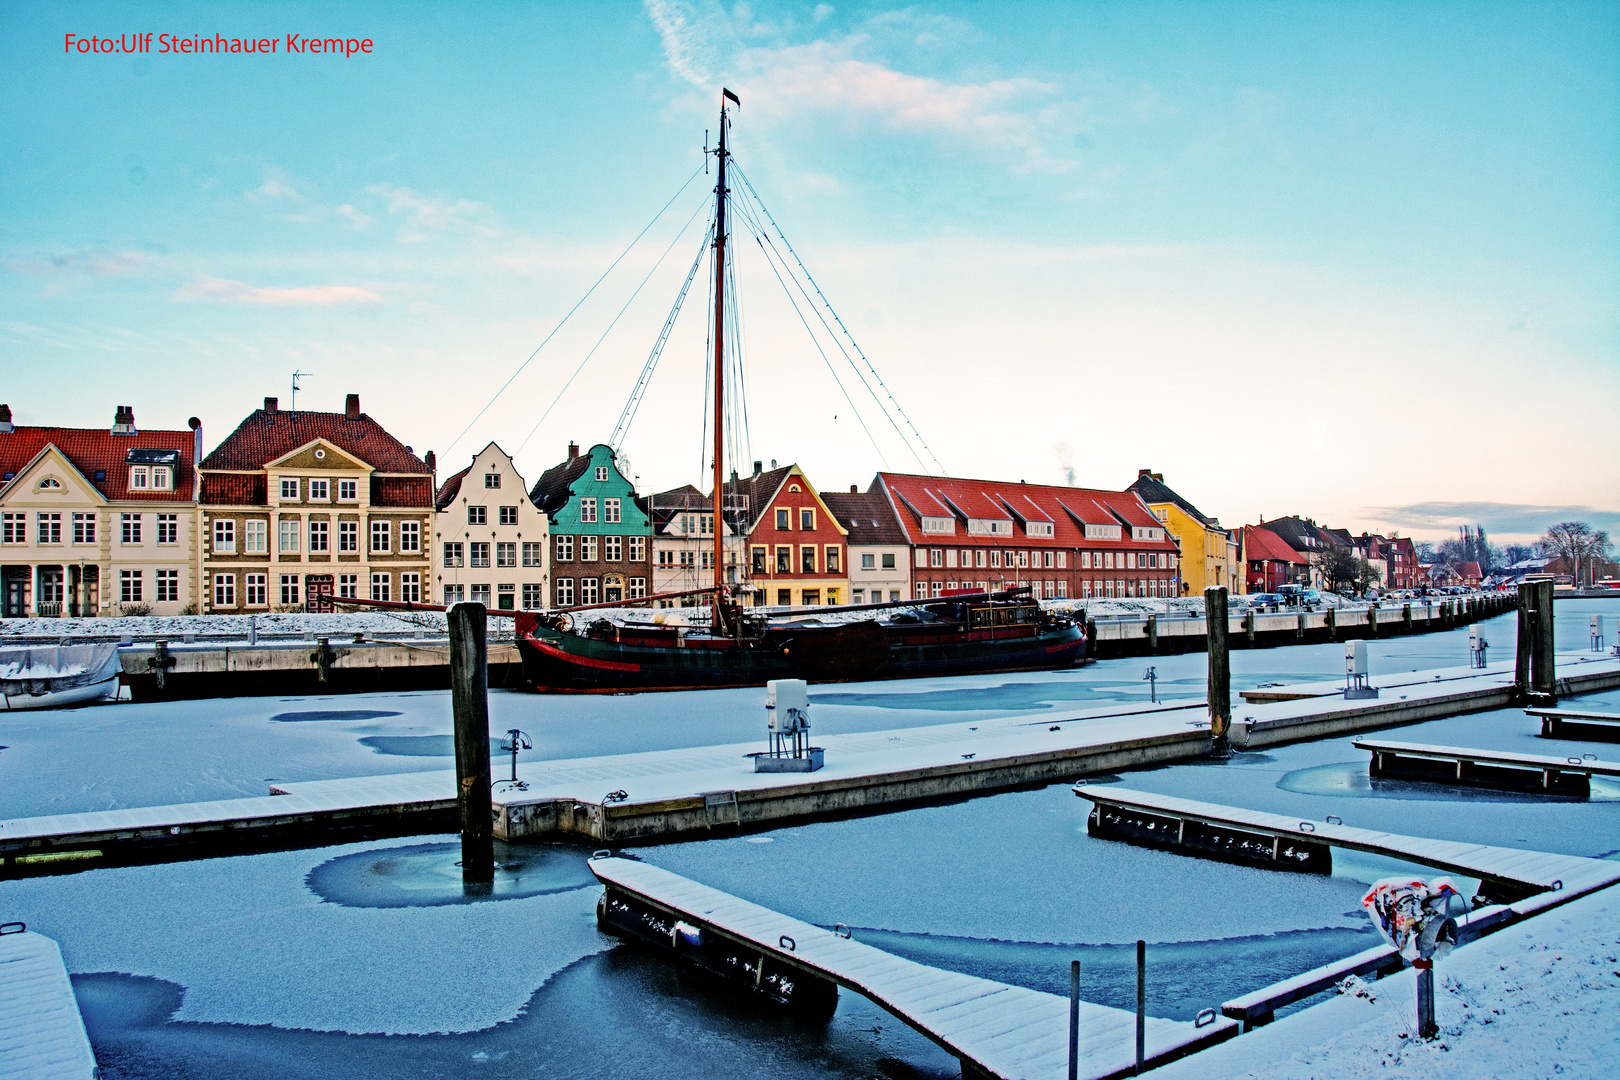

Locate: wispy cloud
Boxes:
[174,276,385,306]
[244,168,373,230]
[1365,501,1620,538]
[366,184,500,243]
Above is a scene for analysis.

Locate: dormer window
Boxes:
[129,467,148,490]
[151,468,170,490]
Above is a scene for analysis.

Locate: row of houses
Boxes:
[1240,515,1422,594]
[16,394,1420,619]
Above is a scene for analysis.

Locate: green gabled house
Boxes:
[529,442,652,608]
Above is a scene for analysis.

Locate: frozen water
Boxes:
[305,841,596,908]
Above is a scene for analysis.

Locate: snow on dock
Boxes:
[1354,737,1620,795]
[1527,706,1620,740]
[0,925,97,1080]
[1074,786,1620,900]
[589,856,1236,1080]
[1239,650,1616,704]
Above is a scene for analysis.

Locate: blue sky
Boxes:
[3,1,1616,543]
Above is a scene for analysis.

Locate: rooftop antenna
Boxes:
[291,370,310,415]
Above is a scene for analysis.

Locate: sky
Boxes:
[3,0,1616,545]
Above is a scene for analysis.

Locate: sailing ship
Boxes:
[513,90,1084,692]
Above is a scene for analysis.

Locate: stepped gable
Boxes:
[823,489,910,546]
[0,422,196,503]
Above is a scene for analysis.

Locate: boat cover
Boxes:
[0,643,121,698]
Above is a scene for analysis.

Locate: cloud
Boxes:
[366,184,500,243]
[244,170,301,204]
[1365,501,1620,539]
[645,0,734,85]
[174,276,384,306]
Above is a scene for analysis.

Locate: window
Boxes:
[803,589,821,605]
[337,520,357,553]
[1016,551,1029,569]
[493,582,514,609]
[338,573,358,599]
[778,589,793,606]
[659,549,676,568]
[776,508,790,530]
[523,541,544,567]
[861,553,875,570]
[801,546,817,573]
[280,575,300,606]
[556,535,574,561]
[1056,551,1067,569]
[801,509,816,531]
[309,479,329,500]
[485,473,501,489]
[468,505,487,525]
[499,505,518,525]
[213,519,236,553]
[129,466,149,490]
[580,535,598,561]
[595,466,609,482]
[213,573,235,607]
[852,588,866,604]
[121,513,141,544]
[120,569,142,602]
[401,573,422,603]
[604,536,622,561]
[700,551,713,570]
[309,520,329,553]
[470,542,490,568]
[915,582,929,599]
[578,498,597,523]
[628,536,645,561]
[580,577,600,605]
[399,521,420,553]
[679,550,695,568]
[339,479,358,501]
[370,573,391,601]
[882,553,896,570]
[445,584,465,604]
[279,519,300,553]
[73,513,96,544]
[244,572,267,606]
[157,513,178,545]
[522,583,544,609]
[246,519,268,554]
[1056,579,1068,598]
[496,542,516,567]
[444,542,464,567]
[629,577,646,599]
[37,512,61,544]
[280,478,299,499]
[749,547,766,573]
[152,467,171,490]
[776,546,790,573]
[555,578,575,606]
[930,549,943,568]
[370,520,390,553]
[826,547,840,572]
[604,498,621,524]
[989,549,1001,569]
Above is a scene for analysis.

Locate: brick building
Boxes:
[719,462,850,607]
[198,394,435,613]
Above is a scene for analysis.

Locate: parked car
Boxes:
[1247,592,1283,609]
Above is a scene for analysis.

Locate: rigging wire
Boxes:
[610,225,713,450]
[733,164,945,475]
[442,164,705,459]
[514,192,712,458]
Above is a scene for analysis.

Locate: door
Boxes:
[305,575,335,613]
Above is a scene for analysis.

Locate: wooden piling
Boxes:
[1135,939,1146,1074]
[1516,585,1533,699]
[1205,587,1231,757]
[1533,580,1556,701]
[1068,959,1080,1080]
[1368,605,1378,638]
[1146,614,1158,652]
[1325,607,1337,641]
[450,601,494,885]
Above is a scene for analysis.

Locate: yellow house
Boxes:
[1125,469,1241,596]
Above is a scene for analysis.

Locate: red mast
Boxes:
[711,89,738,634]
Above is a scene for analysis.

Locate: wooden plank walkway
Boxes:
[1528,708,1620,739]
[589,856,1236,1080]
[1073,787,1620,898]
[1355,738,1620,776]
[0,926,97,1080]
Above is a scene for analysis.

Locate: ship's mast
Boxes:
[711,89,737,634]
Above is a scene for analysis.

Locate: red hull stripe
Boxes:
[1047,641,1083,654]
[531,638,643,672]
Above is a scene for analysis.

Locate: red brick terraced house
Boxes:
[871,473,1181,601]
[1243,524,1308,593]
[724,462,850,607]
[198,395,435,613]
[0,404,202,617]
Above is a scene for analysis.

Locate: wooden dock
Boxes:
[1528,707,1620,741]
[1354,738,1619,796]
[590,856,1236,1080]
[0,925,97,1080]
[1074,787,1620,905]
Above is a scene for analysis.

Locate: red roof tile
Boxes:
[372,476,432,508]
[875,473,1177,549]
[0,426,197,503]
[1244,525,1306,564]
[435,465,471,510]
[201,407,429,474]
[201,474,267,505]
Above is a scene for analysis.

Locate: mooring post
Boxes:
[1135,939,1146,1075]
[450,601,494,886]
[1146,614,1157,652]
[1325,606,1337,641]
[1414,957,1437,1038]
[1367,604,1378,638]
[1205,587,1230,758]
[1068,958,1080,1080]
[1515,584,1534,700]
[1533,579,1556,701]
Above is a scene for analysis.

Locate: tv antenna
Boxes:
[291,370,311,415]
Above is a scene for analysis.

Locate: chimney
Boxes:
[424,450,436,473]
[0,404,12,434]
[770,459,777,469]
[1153,472,1163,482]
[850,484,857,493]
[753,460,762,477]
[568,442,580,460]
[1139,468,1152,478]
[264,396,278,413]
[111,405,137,435]
[189,417,202,499]
[345,393,360,420]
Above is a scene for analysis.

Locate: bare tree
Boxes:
[1542,521,1613,586]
